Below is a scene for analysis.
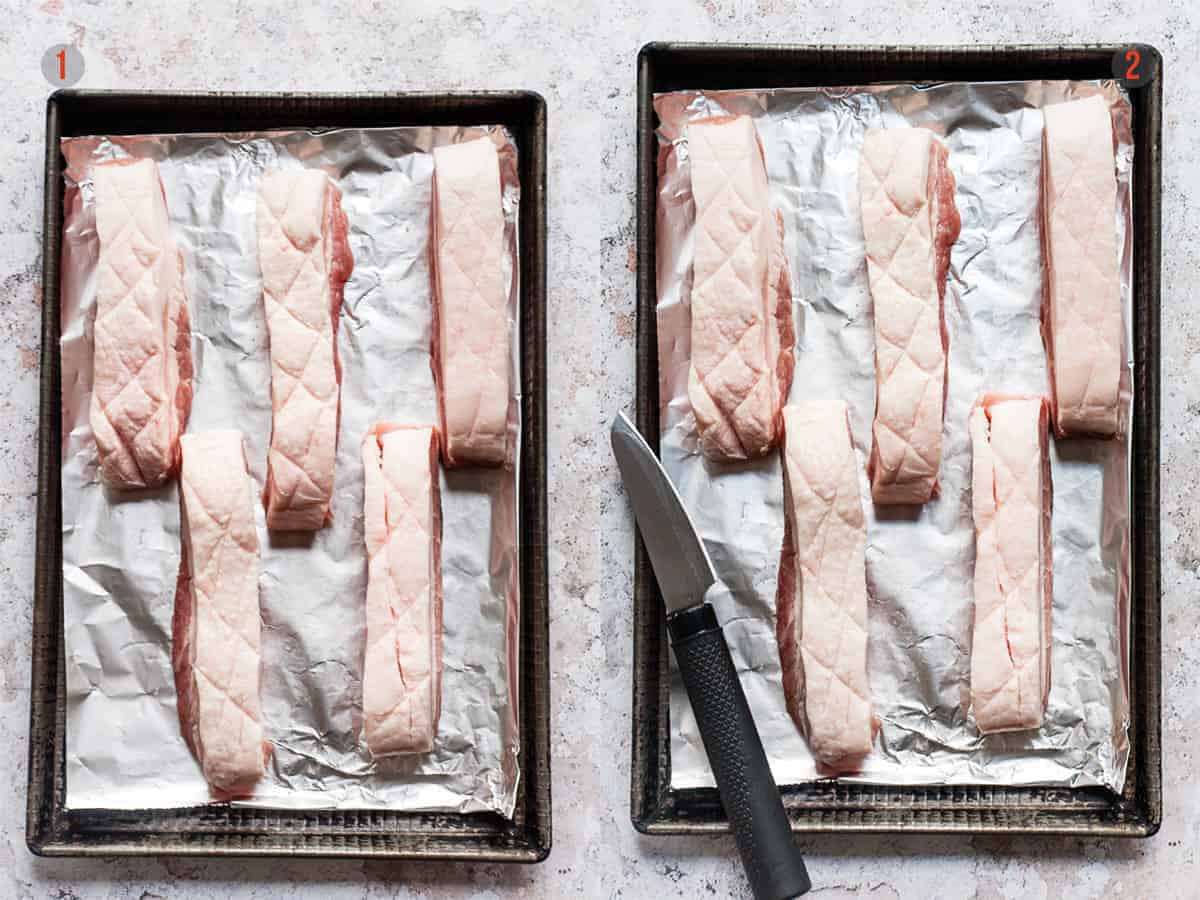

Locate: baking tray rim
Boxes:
[29,88,551,862]
[631,41,1162,838]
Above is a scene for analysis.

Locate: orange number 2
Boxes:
[1125,49,1141,81]
[55,48,66,81]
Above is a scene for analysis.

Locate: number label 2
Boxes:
[1112,45,1156,89]
[1125,49,1141,82]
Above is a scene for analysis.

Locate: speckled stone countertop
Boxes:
[0,1,1195,897]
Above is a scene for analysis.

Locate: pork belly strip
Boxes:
[361,424,443,756]
[858,128,960,504]
[90,158,193,489]
[1041,95,1122,438]
[776,400,873,770]
[969,394,1053,734]
[432,137,511,468]
[686,114,795,461]
[173,430,268,796]
[256,169,353,530]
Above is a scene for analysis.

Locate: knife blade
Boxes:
[610,413,717,611]
[611,412,811,900]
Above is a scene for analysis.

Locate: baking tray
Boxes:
[633,43,1162,837]
[29,90,550,861]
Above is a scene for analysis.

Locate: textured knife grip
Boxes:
[669,604,811,900]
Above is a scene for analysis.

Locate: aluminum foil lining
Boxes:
[655,81,1132,791]
[59,125,521,814]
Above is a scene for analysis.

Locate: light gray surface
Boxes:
[0,0,1194,897]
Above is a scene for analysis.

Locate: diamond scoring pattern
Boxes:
[1043,95,1122,437]
[361,425,441,756]
[90,159,191,489]
[777,401,873,768]
[433,138,510,467]
[256,169,351,529]
[174,431,266,794]
[858,128,958,504]
[969,397,1050,734]
[686,115,792,461]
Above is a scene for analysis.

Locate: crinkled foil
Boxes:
[59,125,521,814]
[656,81,1133,790]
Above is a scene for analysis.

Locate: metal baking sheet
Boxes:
[30,90,550,860]
[58,122,520,814]
[656,79,1132,792]
[632,43,1161,837]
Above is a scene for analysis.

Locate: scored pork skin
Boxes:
[431,137,511,468]
[361,424,443,756]
[173,430,268,796]
[777,400,873,770]
[90,158,193,489]
[969,394,1053,734]
[686,114,794,462]
[858,128,960,504]
[256,169,353,530]
[1041,95,1122,438]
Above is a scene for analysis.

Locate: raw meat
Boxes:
[361,424,443,756]
[256,168,353,530]
[969,394,1053,734]
[172,430,268,796]
[776,400,873,770]
[1041,95,1122,438]
[432,137,511,468]
[90,158,193,489]
[858,127,960,504]
[686,114,794,461]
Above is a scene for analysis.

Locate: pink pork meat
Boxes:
[90,158,193,489]
[686,114,794,461]
[256,169,353,530]
[776,400,873,770]
[1041,95,1123,438]
[969,394,1053,734]
[173,430,269,796]
[858,127,960,504]
[361,424,443,756]
[432,137,511,468]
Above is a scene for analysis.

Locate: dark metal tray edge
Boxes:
[29,90,551,862]
[632,42,1162,837]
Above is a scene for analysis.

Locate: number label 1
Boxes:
[41,43,85,88]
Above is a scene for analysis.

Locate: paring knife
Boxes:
[611,413,811,900]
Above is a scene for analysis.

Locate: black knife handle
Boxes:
[668,604,811,900]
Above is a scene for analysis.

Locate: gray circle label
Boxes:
[42,43,85,88]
